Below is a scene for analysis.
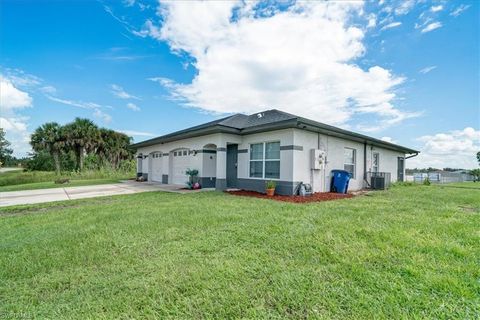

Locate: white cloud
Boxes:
[93,109,112,123]
[0,77,33,111]
[430,5,443,12]
[141,1,416,130]
[46,95,112,124]
[126,102,140,111]
[450,4,470,17]
[0,116,31,156]
[118,129,155,137]
[123,0,135,7]
[394,0,415,15]
[366,13,377,28]
[0,75,34,157]
[380,136,397,144]
[45,95,101,110]
[111,84,140,100]
[2,69,42,88]
[39,85,57,94]
[93,47,151,61]
[408,127,480,169]
[419,66,437,74]
[0,116,28,133]
[421,22,442,33]
[381,21,402,30]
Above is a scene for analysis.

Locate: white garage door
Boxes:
[172,149,190,185]
[150,153,163,182]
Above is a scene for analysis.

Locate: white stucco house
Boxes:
[132,109,419,195]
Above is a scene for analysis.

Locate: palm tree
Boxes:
[63,118,100,171]
[30,122,65,174]
[96,129,132,169]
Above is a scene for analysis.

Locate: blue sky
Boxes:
[1,0,478,168]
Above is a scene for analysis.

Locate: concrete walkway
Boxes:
[0,180,212,207]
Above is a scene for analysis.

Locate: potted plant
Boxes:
[185,168,200,190]
[265,180,276,196]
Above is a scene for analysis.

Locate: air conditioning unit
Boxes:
[311,149,326,170]
[371,176,386,190]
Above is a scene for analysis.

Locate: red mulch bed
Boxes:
[226,190,354,203]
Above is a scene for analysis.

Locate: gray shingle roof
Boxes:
[215,109,296,129]
[131,109,418,154]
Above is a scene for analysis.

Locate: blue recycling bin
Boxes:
[330,170,351,193]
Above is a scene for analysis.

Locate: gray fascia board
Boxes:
[239,118,299,134]
[131,125,240,148]
[297,118,419,154]
[131,114,418,155]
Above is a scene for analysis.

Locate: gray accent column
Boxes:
[162,175,168,184]
[215,178,227,191]
[216,145,227,190]
[200,177,216,188]
[136,154,143,177]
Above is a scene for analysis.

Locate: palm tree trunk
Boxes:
[79,146,85,171]
[75,147,84,171]
[52,150,61,175]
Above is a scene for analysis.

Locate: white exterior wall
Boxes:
[237,129,294,181]
[136,133,224,183]
[293,129,405,192]
[135,128,406,193]
[202,152,217,177]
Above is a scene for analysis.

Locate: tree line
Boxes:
[29,118,133,174]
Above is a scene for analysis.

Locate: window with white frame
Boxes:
[344,148,356,178]
[372,152,379,172]
[249,141,280,179]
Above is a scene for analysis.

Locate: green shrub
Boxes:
[266,180,277,189]
[0,167,135,187]
[423,177,431,186]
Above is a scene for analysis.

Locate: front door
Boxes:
[226,144,238,188]
[397,157,405,182]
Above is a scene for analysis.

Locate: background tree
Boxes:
[63,118,100,171]
[477,151,480,166]
[30,122,66,174]
[470,169,480,182]
[0,128,14,167]
[96,129,132,169]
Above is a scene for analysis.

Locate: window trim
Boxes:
[249,141,281,180]
[343,147,356,179]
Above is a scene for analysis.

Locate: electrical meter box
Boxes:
[311,149,326,170]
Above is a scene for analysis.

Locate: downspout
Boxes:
[363,142,371,188]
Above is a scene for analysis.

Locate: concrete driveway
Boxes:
[0,181,208,207]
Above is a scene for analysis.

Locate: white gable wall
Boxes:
[292,129,405,192]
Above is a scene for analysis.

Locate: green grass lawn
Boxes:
[0,169,134,192]
[1,185,479,319]
[0,178,123,192]
[435,181,480,189]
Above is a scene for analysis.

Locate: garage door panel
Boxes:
[150,153,163,182]
[172,150,190,185]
